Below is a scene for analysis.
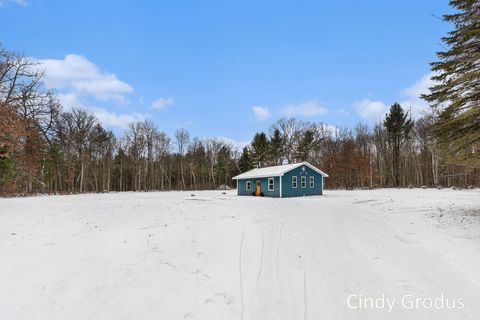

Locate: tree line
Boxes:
[1,0,479,195]
[0,47,240,194]
[239,109,478,189]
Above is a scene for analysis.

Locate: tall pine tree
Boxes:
[250,132,269,168]
[296,129,315,162]
[423,0,480,164]
[269,129,284,165]
[383,103,413,187]
[238,147,253,172]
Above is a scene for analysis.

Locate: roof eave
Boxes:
[232,173,282,180]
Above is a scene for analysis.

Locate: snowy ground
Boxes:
[1,189,480,320]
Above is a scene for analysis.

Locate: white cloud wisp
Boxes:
[281,101,328,117]
[252,106,272,121]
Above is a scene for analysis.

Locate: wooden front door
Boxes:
[255,180,261,196]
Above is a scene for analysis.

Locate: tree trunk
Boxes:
[80,159,85,193]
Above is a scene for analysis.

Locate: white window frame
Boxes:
[309,176,314,188]
[268,178,274,191]
[246,180,251,191]
[301,176,306,188]
[292,176,298,188]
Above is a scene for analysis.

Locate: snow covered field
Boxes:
[1,189,480,320]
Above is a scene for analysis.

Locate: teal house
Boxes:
[232,162,328,198]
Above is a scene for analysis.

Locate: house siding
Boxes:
[236,164,324,198]
[281,165,323,197]
[237,176,280,197]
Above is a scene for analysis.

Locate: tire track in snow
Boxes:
[239,221,245,320]
[295,233,308,320]
[303,257,308,320]
[256,226,264,282]
[275,223,284,285]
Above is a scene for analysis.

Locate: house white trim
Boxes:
[268,177,274,191]
[279,175,282,197]
[292,176,298,188]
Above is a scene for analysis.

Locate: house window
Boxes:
[301,176,306,188]
[292,176,298,188]
[310,176,314,188]
[268,178,274,191]
[246,180,251,191]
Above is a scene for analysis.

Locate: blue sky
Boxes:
[0,0,452,146]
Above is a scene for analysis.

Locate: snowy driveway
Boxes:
[1,189,479,319]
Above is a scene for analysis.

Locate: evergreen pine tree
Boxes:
[383,103,413,187]
[296,129,315,162]
[422,0,480,163]
[216,146,230,185]
[269,129,284,165]
[238,147,253,172]
[250,132,269,168]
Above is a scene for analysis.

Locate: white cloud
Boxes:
[400,72,436,118]
[315,123,340,137]
[0,0,27,6]
[72,76,132,101]
[353,99,388,120]
[55,93,149,130]
[36,54,148,130]
[217,137,250,151]
[90,107,149,130]
[252,106,272,121]
[56,92,84,111]
[353,72,437,121]
[151,97,175,110]
[338,108,351,116]
[38,54,133,102]
[281,101,328,117]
